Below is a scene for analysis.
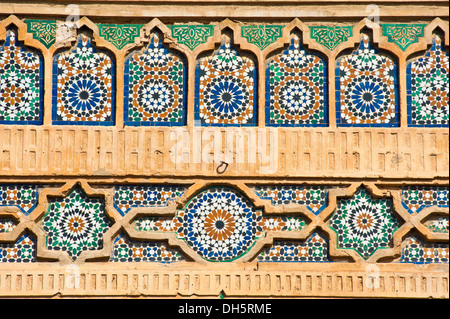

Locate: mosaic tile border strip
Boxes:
[401,186,449,214]
[14,19,437,54]
[0,233,36,263]
[401,235,449,264]
[257,232,329,262]
[0,182,447,264]
[113,185,187,216]
[110,232,185,263]
[194,41,258,127]
[0,184,39,215]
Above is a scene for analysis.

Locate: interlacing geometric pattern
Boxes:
[0,29,43,124]
[52,35,115,125]
[336,35,399,126]
[266,36,328,126]
[195,41,257,126]
[40,187,112,260]
[407,36,449,127]
[329,187,401,260]
[0,16,448,271]
[133,186,307,262]
[0,183,447,264]
[124,35,186,126]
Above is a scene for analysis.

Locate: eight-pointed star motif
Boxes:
[329,187,402,260]
[41,186,112,260]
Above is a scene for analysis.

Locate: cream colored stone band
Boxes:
[0,263,448,298]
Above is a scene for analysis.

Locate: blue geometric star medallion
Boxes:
[52,35,115,125]
[176,186,263,262]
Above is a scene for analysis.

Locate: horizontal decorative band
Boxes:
[1,16,448,129]
[0,2,446,19]
[0,263,447,298]
[0,127,447,179]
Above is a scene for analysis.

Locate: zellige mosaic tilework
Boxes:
[0,217,17,233]
[113,185,187,216]
[257,232,329,262]
[329,187,401,260]
[131,185,310,262]
[253,185,328,215]
[266,36,328,126]
[0,234,36,263]
[124,35,186,126]
[401,236,448,264]
[401,186,449,214]
[0,182,448,265]
[53,35,115,125]
[0,184,39,215]
[0,29,43,124]
[110,232,185,263]
[175,186,263,261]
[195,40,257,126]
[424,216,449,233]
[336,35,399,127]
[40,186,112,260]
[407,36,449,127]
